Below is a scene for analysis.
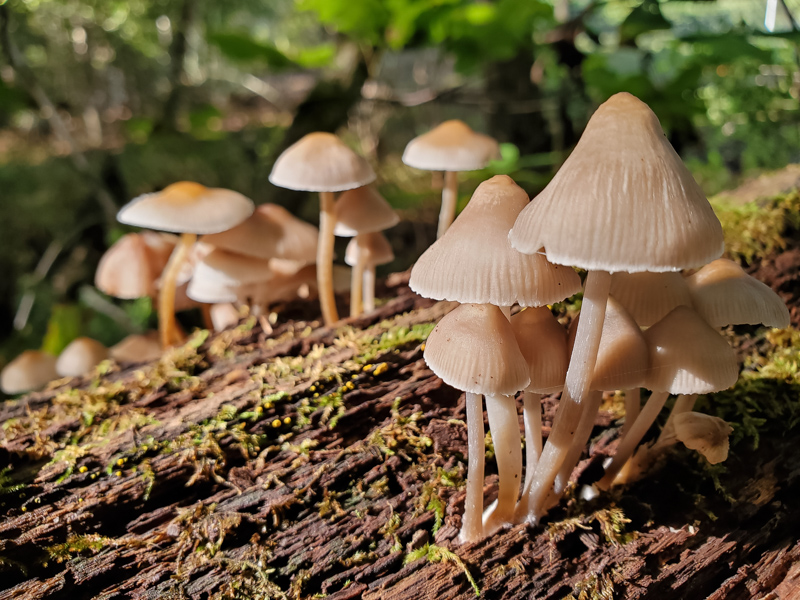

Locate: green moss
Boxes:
[47,534,115,563]
[0,467,25,496]
[403,544,480,597]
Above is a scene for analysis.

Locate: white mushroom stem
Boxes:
[525,270,611,523]
[552,390,603,497]
[623,388,641,437]
[158,233,196,347]
[521,391,543,492]
[482,394,523,534]
[598,390,670,488]
[459,392,486,544]
[363,264,376,313]
[437,171,459,239]
[657,393,698,445]
[318,191,339,326]
[350,244,366,318]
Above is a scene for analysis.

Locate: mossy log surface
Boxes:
[1,265,800,600]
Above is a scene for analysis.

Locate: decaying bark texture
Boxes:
[1,270,800,600]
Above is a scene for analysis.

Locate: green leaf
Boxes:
[208,32,296,69]
[41,304,83,356]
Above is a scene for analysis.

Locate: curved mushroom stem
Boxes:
[657,393,698,445]
[553,390,603,497]
[318,191,339,326]
[350,243,366,318]
[622,388,641,437]
[521,391,543,493]
[524,270,611,523]
[363,264,376,313]
[158,232,196,347]
[597,390,670,489]
[631,393,698,468]
[482,394,523,535]
[459,392,486,544]
[437,171,459,239]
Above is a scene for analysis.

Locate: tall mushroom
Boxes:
[269,132,376,326]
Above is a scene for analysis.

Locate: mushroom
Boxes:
[269,132,376,326]
[402,120,499,238]
[609,271,692,328]
[117,182,254,347]
[672,411,733,465]
[0,350,58,395]
[345,232,395,316]
[509,92,724,522]
[56,337,109,378]
[95,232,177,300]
[209,304,242,332]
[109,332,162,363]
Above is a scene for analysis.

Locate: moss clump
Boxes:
[403,544,480,597]
[47,534,116,563]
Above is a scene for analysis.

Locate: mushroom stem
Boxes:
[158,232,196,347]
[622,388,641,437]
[200,304,214,331]
[521,391,543,492]
[524,270,611,522]
[459,392,486,544]
[363,264,376,313]
[350,244,366,318]
[437,171,459,239]
[657,393,698,445]
[553,390,603,497]
[317,191,339,326]
[598,390,670,488]
[482,394,523,534]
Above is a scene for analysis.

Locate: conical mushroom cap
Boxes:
[110,332,162,363]
[424,303,529,396]
[673,411,732,464]
[334,186,400,237]
[1,350,58,394]
[686,258,790,328]
[511,307,568,394]
[118,182,255,234]
[402,120,500,172]
[644,306,738,394]
[56,337,109,378]
[202,204,318,263]
[269,132,376,192]
[410,175,581,306]
[510,93,724,272]
[96,232,177,299]
[609,271,692,327]
[345,232,394,267]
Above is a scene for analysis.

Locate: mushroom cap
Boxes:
[210,303,241,331]
[644,306,738,394]
[424,303,530,396]
[110,332,162,363]
[686,258,790,329]
[202,204,318,263]
[410,175,581,306]
[511,307,568,394]
[0,350,58,394]
[186,249,278,304]
[268,132,376,192]
[609,271,692,327]
[402,120,500,172]
[241,264,318,306]
[673,411,732,464]
[118,182,255,235]
[96,232,177,299]
[56,337,109,378]
[345,232,395,267]
[334,186,400,237]
[510,92,724,272]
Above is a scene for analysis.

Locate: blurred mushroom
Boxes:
[56,337,109,377]
[0,350,58,395]
[95,232,177,300]
[345,232,395,316]
[110,332,161,363]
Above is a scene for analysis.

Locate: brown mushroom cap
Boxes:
[510,93,724,272]
[673,411,732,464]
[110,332,162,363]
[344,232,395,267]
[511,307,568,394]
[686,258,790,328]
[402,120,500,172]
[268,132,376,192]
[410,175,581,306]
[96,232,177,299]
[334,186,400,237]
[56,337,109,378]
[610,271,692,327]
[0,350,58,394]
[424,303,530,396]
[117,182,255,234]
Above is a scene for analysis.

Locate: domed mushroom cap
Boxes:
[511,307,568,394]
[610,271,692,327]
[202,204,318,263]
[644,306,738,394]
[345,232,394,267]
[410,175,581,306]
[402,120,500,172]
[424,303,529,396]
[686,258,790,328]
[110,332,161,363]
[269,132,376,192]
[96,232,177,299]
[334,186,400,237]
[118,182,255,235]
[510,93,724,272]
[673,411,732,464]
[1,350,58,394]
[56,337,109,378]
[186,249,277,304]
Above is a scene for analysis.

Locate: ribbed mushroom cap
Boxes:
[56,337,109,378]
[269,132,376,192]
[673,411,732,465]
[118,182,255,234]
[402,120,500,172]
[202,204,318,262]
[610,271,692,327]
[345,232,395,267]
[644,306,738,394]
[410,175,581,306]
[110,332,162,363]
[569,297,649,391]
[686,258,790,328]
[334,186,400,237]
[96,232,177,299]
[510,93,724,272]
[0,350,58,394]
[424,303,530,396]
[511,307,568,394]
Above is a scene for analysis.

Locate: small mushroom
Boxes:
[110,332,162,363]
[344,232,395,316]
[95,232,177,300]
[56,337,109,378]
[0,350,58,395]
[673,411,733,464]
